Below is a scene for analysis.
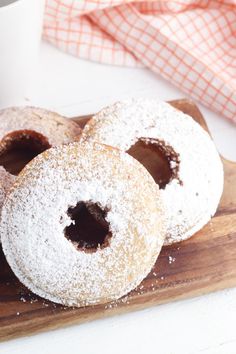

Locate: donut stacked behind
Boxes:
[0,106,82,211]
[81,99,224,245]
[0,106,81,149]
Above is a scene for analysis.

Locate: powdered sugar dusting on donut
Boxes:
[82,99,224,245]
[1,142,165,307]
[0,166,16,212]
[0,106,81,147]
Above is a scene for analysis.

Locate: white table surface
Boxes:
[1,42,236,354]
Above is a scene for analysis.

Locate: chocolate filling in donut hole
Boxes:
[65,202,111,253]
[0,130,51,175]
[127,138,181,189]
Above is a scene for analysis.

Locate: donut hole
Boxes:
[0,130,51,175]
[65,202,111,253]
[127,138,180,189]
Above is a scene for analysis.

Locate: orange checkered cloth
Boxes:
[44,0,236,123]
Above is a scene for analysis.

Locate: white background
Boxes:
[1,42,236,354]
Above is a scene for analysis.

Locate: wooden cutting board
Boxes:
[0,99,236,342]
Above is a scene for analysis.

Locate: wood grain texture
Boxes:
[0,99,235,342]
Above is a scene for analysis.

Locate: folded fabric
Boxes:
[44,0,236,123]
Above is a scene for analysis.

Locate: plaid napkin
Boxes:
[44,1,236,123]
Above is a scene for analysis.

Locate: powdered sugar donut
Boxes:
[1,142,165,307]
[0,106,81,158]
[0,106,81,208]
[81,99,224,245]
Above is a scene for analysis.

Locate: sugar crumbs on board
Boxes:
[168,255,176,264]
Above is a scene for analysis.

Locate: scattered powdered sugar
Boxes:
[168,255,176,264]
[0,141,165,307]
[81,98,224,245]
